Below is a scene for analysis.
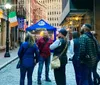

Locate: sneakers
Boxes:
[38,80,41,85]
[45,78,51,82]
[37,78,51,84]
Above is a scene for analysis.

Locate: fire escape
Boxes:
[17,0,26,19]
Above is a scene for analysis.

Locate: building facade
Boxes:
[95,0,100,41]
[60,0,93,31]
[60,0,100,41]
[37,0,62,29]
[31,0,47,24]
[0,0,19,50]
[0,0,10,50]
[62,0,68,11]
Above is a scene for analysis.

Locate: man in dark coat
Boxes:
[79,24,97,85]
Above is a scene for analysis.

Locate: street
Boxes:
[0,59,76,85]
[0,58,100,85]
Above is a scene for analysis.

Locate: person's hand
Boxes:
[69,58,72,61]
[34,59,37,66]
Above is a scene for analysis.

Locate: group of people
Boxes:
[17,23,100,85]
[67,24,100,85]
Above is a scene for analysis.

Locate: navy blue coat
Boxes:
[18,42,39,68]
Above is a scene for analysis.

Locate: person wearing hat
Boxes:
[50,28,68,85]
[79,24,97,85]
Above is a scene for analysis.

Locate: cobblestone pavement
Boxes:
[0,59,77,85]
[0,49,100,85]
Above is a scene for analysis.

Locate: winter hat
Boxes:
[59,28,67,36]
[83,24,92,30]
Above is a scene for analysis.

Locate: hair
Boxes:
[43,30,49,38]
[80,28,84,35]
[72,31,79,39]
[25,32,35,46]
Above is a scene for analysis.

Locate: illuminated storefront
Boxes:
[60,0,93,32]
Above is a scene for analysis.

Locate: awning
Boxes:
[0,8,3,18]
[0,8,7,20]
[59,0,93,25]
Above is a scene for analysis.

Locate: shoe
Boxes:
[98,78,100,84]
[94,81,98,85]
[45,78,51,82]
[94,78,100,85]
[38,80,41,85]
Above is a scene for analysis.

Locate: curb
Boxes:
[0,56,18,70]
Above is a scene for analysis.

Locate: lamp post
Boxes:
[4,3,12,57]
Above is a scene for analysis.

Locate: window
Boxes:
[50,12,51,15]
[57,17,58,20]
[57,23,58,26]
[50,18,51,21]
[55,23,56,26]
[52,12,53,15]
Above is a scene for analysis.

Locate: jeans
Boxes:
[20,67,34,85]
[38,56,50,80]
[80,63,93,85]
[72,60,81,85]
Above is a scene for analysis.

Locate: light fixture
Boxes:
[5,3,12,9]
[4,3,12,57]
[75,17,79,21]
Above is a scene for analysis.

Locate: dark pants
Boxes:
[20,67,34,85]
[72,60,81,85]
[80,63,93,85]
[54,65,66,85]
[38,56,50,80]
[93,60,100,84]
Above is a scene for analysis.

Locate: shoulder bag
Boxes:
[51,43,67,69]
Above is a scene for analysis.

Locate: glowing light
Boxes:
[5,3,12,9]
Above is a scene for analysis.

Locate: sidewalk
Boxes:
[0,48,18,70]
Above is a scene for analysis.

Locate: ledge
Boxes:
[0,46,5,52]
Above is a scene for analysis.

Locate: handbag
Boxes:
[16,60,21,69]
[16,45,29,69]
[51,56,60,69]
[51,43,68,69]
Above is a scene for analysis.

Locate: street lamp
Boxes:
[4,3,12,57]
